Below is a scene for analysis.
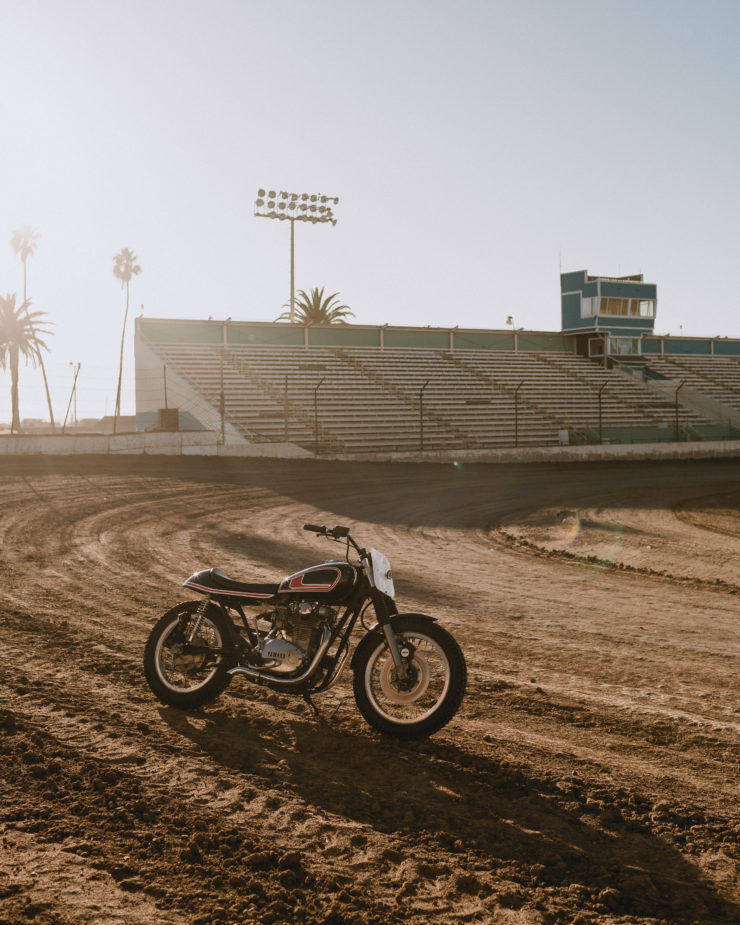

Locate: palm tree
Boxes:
[0,294,52,433]
[112,248,142,434]
[10,226,55,431]
[276,287,354,325]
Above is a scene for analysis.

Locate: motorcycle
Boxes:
[143,523,466,739]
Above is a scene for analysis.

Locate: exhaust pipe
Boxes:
[227,625,333,688]
[322,641,353,691]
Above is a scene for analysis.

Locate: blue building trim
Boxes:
[714,340,740,356]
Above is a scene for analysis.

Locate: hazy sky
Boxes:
[1,0,739,420]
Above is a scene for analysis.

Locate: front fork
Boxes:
[372,590,410,681]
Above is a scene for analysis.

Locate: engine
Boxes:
[260,601,337,673]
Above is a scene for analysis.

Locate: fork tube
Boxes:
[381,623,406,673]
[372,588,408,678]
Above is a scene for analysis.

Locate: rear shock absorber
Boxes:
[187,600,210,643]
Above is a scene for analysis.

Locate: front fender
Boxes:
[350,612,438,670]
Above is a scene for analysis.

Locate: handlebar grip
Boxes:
[303,523,325,533]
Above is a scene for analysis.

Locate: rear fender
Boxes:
[350,612,438,670]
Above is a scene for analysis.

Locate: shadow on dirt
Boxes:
[159,705,738,923]
[209,528,328,575]
[5,456,740,532]
[208,526,461,606]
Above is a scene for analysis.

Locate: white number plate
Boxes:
[370,548,395,598]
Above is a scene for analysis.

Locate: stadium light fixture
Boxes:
[255,188,339,323]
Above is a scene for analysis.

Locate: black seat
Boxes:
[208,568,279,601]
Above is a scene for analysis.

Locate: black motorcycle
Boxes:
[143,523,466,739]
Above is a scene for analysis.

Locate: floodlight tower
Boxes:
[254,189,339,323]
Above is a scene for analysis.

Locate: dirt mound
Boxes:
[0,455,738,923]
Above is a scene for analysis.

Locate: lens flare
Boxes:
[556,511,624,575]
[559,515,581,545]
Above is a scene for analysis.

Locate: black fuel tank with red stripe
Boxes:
[278,560,359,603]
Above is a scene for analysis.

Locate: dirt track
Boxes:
[0,455,738,925]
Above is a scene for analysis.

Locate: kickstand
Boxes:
[302,691,321,719]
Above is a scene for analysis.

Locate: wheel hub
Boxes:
[379,651,430,704]
[168,638,209,675]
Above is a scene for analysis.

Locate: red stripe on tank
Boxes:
[285,567,341,592]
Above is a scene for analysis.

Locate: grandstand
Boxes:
[134,316,740,454]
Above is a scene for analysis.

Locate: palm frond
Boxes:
[113,247,142,286]
[281,286,355,325]
[0,294,53,365]
[10,225,40,262]
[274,286,354,324]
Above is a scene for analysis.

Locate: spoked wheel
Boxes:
[353,616,466,739]
[143,601,233,709]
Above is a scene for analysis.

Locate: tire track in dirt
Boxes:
[1,456,739,924]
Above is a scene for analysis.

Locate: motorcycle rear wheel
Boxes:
[352,615,466,739]
[143,601,233,709]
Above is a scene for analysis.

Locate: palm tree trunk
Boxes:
[10,344,20,433]
[114,281,130,434]
[22,261,55,431]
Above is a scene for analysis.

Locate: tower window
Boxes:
[580,297,596,318]
[598,297,655,318]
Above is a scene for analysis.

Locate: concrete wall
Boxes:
[0,432,314,458]
[2,432,739,465]
[0,432,219,456]
[333,441,740,465]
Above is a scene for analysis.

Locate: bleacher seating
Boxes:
[144,336,725,452]
[639,354,740,413]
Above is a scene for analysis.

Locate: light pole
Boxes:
[314,376,326,453]
[419,379,430,451]
[513,380,523,447]
[675,380,685,441]
[598,382,608,445]
[255,189,339,323]
[506,315,522,352]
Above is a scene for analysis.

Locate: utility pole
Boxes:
[63,363,81,434]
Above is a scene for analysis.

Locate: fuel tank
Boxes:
[278,560,359,603]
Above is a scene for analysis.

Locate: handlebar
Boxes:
[303,523,351,539]
[303,523,366,560]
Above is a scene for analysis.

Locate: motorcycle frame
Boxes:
[208,573,399,695]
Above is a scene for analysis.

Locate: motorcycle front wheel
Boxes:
[143,601,234,709]
[352,615,466,740]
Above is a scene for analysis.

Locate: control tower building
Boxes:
[560,270,657,359]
